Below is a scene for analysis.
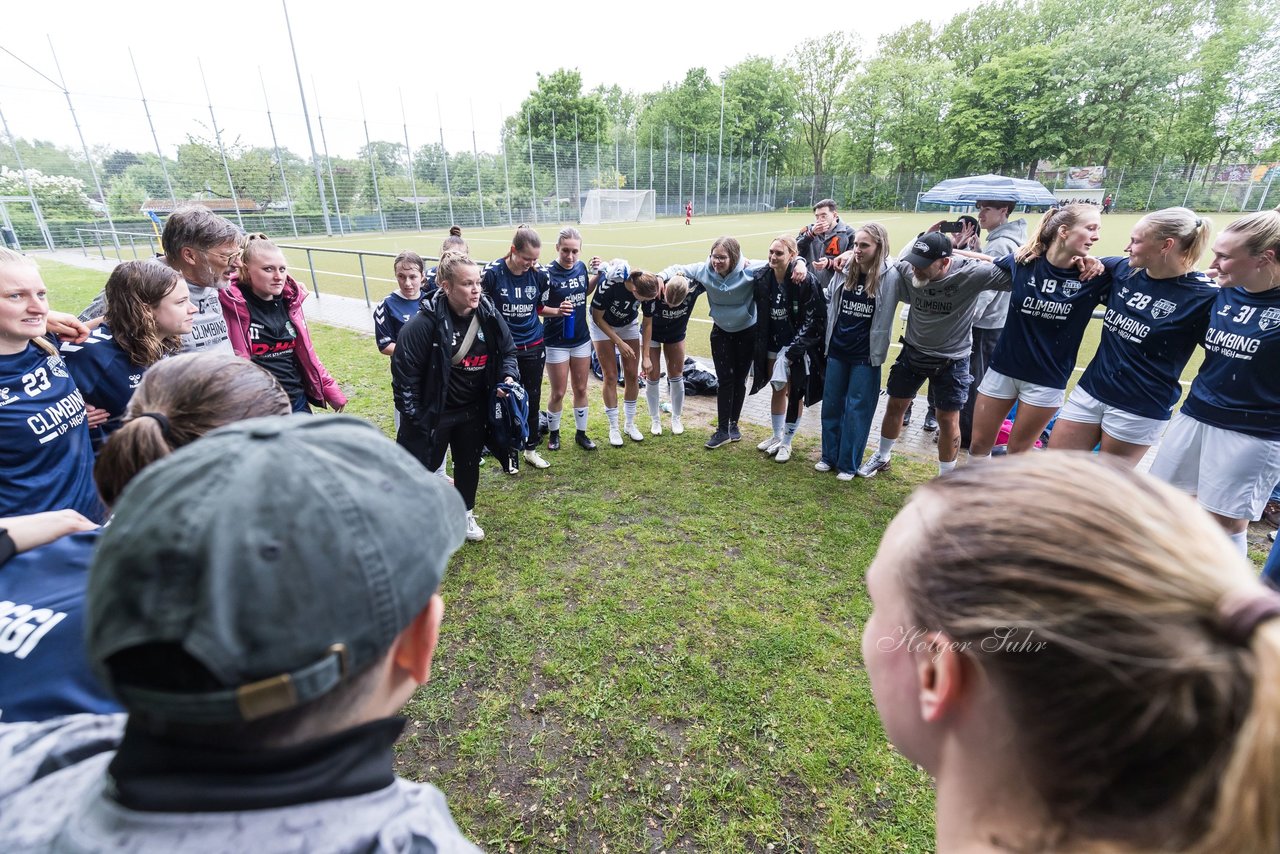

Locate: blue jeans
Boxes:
[821,356,881,474]
[1263,539,1280,586]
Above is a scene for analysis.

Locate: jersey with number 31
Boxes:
[1181,286,1280,439]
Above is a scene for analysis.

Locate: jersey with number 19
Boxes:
[0,341,101,520]
[1078,258,1218,420]
[1180,286,1280,440]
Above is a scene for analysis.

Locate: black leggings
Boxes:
[397,406,485,511]
[516,348,545,449]
[710,324,755,429]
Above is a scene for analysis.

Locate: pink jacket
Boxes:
[219,274,347,410]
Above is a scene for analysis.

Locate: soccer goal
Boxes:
[580,189,656,225]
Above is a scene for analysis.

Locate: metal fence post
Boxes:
[305,248,321,300]
[357,253,371,308]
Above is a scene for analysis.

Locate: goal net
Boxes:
[580,189,656,225]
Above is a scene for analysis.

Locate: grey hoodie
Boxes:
[972,218,1029,330]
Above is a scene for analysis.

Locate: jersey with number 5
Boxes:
[1181,286,1280,439]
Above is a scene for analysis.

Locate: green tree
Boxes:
[789,32,860,199]
[107,173,147,217]
[721,57,798,166]
[506,69,610,147]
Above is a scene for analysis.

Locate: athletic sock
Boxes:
[623,399,637,428]
[646,380,661,420]
[939,459,956,474]
[605,407,619,430]
[782,421,799,446]
[669,376,685,416]
[967,452,991,464]
[770,413,785,441]
[574,406,589,431]
[878,436,896,457]
[1229,531,1248,556]
[549,408,562,432]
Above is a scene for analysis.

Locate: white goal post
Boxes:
[580,189,656,224]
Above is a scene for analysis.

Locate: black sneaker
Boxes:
[923,414,938,432]
[575,430,597,451]
[902,403,913,427]
[705,429,732,449]
[728,422,742,442]
[547,430,561,451]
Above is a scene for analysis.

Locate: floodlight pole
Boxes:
[358,85,386,231]
[438,97,455,226]
[526,108,537,224]
[129,49,176,206]
[400,89,422,231]
[716,77,724,214]
[551,108,561,223]
[470,100,485,227]
[260,68,298,238]
[198,60,244,230]
[0,103,55,250]
[500,106,513,226]
[282,0,331,236]
[573,114,582,221]
[49,37,119,250]
[313,81,344,235]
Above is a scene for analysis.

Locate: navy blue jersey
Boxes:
[544,260,592,347]
[1181,286,1280,440]
[0,341,102,521]
[761,272,798,352]
[60,323,145,452]
[423,267,439,295]
[642,281,704,344]
[591,278,641,329]
[482,258,549,349]
[827,274,876,363]
[0,529,121,722]
[989,253,1112,388]
[374,291,422,351]
[1079,258,1218,420]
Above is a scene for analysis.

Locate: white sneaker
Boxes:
[671,415,684,435]
[775,444,792,463]
[856,452,892,478]
[758,436,781,453]
[609,427,624,447]
[836,471,856,482]
[651,418,662,436]
[814,461,832,473]
[523,449,550,469]
[626,423,644,442]
[465,512,485,542]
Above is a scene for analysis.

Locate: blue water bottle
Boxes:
[564,297,575,339]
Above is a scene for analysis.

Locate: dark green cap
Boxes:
[86,415,466,723]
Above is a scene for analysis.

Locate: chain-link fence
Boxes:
[2,57,1277,251]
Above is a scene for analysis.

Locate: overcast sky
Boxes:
[2,0,982,160]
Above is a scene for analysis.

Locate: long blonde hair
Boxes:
[1137,207,1214,271]
[846,223,889,297]
[899,453,1280,853]
[1014,204,1097,264]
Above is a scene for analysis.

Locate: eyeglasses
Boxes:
[204,248,242,263]
[710,254,731,262]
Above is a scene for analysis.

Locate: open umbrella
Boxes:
[919,174,1057,207]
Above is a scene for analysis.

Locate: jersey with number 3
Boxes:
[1181,286,1280,439]
[1078,258,1218,419]
[0,341,101,520]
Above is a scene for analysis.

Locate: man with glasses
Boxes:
[79,205,243,354]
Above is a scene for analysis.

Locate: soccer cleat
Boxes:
[609,427,624,447]
[856,452,892,478]
[465,512,485,542]
[626,423,644,442]
[705,429,732,449]
[728,423,742,442]
[547,430,561,451]
[523,449,550,469]
[506,457,520,476]
[575,430,597,451]
[814,460,832,473]
[836,471,856,482]
[670,415,684,435]
[775,444,792,463]
[651,418,663,436]
[758,436,780,453]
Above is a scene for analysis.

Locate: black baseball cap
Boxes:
[87,415,466,723]
[903,232,953,268]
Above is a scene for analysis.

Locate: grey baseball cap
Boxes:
[86,414,466,723]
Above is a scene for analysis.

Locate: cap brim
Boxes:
[903,252,932,269]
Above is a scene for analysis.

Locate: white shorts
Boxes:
[978,368,1065,409]
[1058,386,1169,446]
[1150,412,1280,520]
[589,317,640,343]
[546,341,593,363]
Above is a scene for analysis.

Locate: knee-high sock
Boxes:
[646,380,661,419]
[668,376,685,416]
[574,406,589,431]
